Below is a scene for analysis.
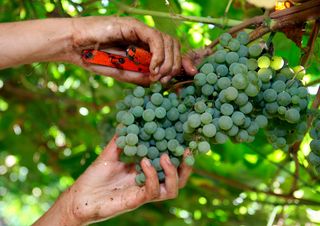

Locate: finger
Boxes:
[159,154,179,200]
[182,56,198,76]
[99,135,122,162]
[141,158,160,200]
[83,63,152,86]
[149,73,163,82]
[160,75,172,84]
[158,34,174,76]
[178,149,193,188]
[169,38,182,77]
[133,24,165,74]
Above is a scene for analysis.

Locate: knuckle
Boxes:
[179,181,186,189]
[167,190,178,199]
[172,65,181,75]
[155,29,162,36]
[160,65,172,75]
[166,35,174,47]
[174,38,181,48]
[149,189,160,199]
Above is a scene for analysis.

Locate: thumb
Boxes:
[98,135,122,162]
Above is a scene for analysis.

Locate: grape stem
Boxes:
[169,80,193,91]
[111,0,242,27]
[306,78,320,87]
[301,19,320,66]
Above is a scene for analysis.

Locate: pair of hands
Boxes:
[31,16,195,225]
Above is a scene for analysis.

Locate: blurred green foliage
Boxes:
[0,0,320,225]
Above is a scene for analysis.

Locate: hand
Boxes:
[34,135,193,226]
[68,16,197,85]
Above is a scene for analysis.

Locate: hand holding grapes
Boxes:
[33,135,192,226]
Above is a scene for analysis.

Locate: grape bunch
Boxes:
[114,31,309,185]
[115,83,194,185]
[309,115,320,173]
[252,55,309,151]
[182,32,268,146]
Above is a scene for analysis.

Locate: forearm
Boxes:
[0,18,74,69]
[33,188,83,226]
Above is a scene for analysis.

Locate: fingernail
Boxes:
[192,66,198,73]
[143,158,151,167]
[154,66,160,74]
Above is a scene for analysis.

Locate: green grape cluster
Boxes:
[115,83,190,185]
[114,31,309,185]
[309,115,320,173]
[253,56,309,150]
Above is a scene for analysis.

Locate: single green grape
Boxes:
[167,107,179,121]
[143,109,155,122]
[116,136,126,149]
[201,112,213,124]
[198,141,211,153]
[285,108,300,123]
[201,84,214,96]
[188,114,201,128]
[236,31,249,45]
[228,39,241,51]
[217,77,231,90]
[203,124,217,137]
[124,145,137,156]
[147,147,160,159]
[185,155,195,166]
[200,63,214,74]
[218,116,233,130]
[226,52,239,65]
[135,173,146,186]
[232,73,248,90]
[151,93,164,106]
[216,64,229,77]
[155,107,166,119]
[194,73,207,86]
[221,103,234,116]
[150,82,162,93]
[144,121,157,134]
[137,144,148,157]
[248,44,262,57]
[232,111,245,126]
[195,101,207,113]
[255,115,268,128]
[270,56,284,70]
[153,128,166,141]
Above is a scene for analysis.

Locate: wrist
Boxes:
[33,187,84,226]
[58,188,84,226]
[67,16,117,65]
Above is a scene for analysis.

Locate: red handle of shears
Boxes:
[81,46,152,73]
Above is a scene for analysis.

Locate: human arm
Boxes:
[33,135,193,226]
[0,17,197,85]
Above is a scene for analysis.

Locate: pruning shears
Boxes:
[81,46,152,73]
